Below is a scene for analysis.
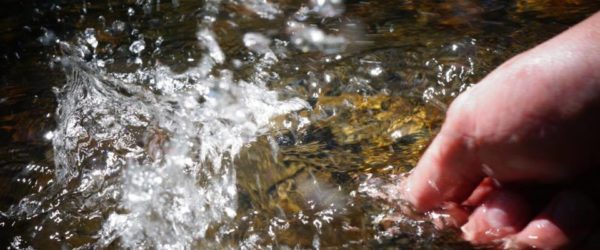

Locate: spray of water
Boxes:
[49,2,310,248]
[5,0,433,248]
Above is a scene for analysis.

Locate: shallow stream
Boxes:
[1,0,599,249]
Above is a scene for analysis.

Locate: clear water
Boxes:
[1,0,598,249]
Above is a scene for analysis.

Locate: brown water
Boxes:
[1,0,599,249]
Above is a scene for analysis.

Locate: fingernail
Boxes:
[485,206,512,229]
[461,205,517,243]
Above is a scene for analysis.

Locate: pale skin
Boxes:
[403,11,600,249]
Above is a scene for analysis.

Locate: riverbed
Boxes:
[1,0,598,249]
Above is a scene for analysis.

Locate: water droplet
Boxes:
[225,207,236,218]
[98,15,106,25]
[239,0,281,20]
[155,36,164,47]
[96,59,106,67]
[243,32,272,55]
[84,28,98,48]
[129,40,146,54]
[312,234,321,249]
[111,20,126,34]
[197,29,224,63]
[369,66,383,76]
[288,22,347,54]
[324,73,332,83]
[293,6,310,21]
[43,131,54,140]
[310,0,344,17]
[37,28,56,46]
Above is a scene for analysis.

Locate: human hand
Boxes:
[403,11,600,249]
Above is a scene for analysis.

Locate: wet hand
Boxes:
[403,11,600,249]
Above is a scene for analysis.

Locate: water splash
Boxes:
[1,0,490,248]
[234,0,281,20]
[310,0,344,17]
[48,2,309,247]
[287,21,347,54]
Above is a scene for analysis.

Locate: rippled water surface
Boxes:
[1,0,599,249]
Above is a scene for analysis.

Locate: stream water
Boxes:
[1,0,599,249]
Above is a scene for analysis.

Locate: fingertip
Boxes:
[403,131,483,212]
[402,162,443,212]
[461,189,531,245]
[513,190,598,249]
[510,219,568,250]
